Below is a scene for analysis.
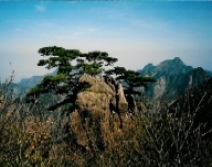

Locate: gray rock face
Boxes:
[153,76,167,100]
[138,57,212,101]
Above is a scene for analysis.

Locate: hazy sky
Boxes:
[0,1,212,82]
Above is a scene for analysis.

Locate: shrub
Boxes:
[0,73,211,166]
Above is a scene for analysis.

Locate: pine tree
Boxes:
[105,66,155,96]
[26,46,118,111]
[27,46,155,113]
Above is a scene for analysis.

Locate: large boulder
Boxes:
[68,75,136,151]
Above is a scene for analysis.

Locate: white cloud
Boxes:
[35,5,45,12]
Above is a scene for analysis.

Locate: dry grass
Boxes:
[0,74,212,166]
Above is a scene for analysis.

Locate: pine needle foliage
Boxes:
[26,46,119,111]
[26,46,155,112]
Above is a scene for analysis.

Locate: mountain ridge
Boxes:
[9,57,212,101]
[138,57,212,101]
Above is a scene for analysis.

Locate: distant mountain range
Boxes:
[11,76,44,97]
[9,57,212,102]
[11,70,57,98]
[138,57,212,101]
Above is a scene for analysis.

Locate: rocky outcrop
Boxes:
[138,57,212,101]
[68,75,137,151]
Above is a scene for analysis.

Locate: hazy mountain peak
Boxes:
[153,57,193,76]
[138,57,212,101]
[160,57,185,67]
[173,57,183,63]
[142,63,155,73]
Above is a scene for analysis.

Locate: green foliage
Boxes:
[26,45,156,114]
[26,46,119,111]
[27,74,66,96]
[1,50,212,167]
[105,66,155,95]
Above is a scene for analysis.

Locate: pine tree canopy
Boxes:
[26,46,155,111]
[105,66,155,95]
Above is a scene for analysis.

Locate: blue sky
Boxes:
[0,1,212,82]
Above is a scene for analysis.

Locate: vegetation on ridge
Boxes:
[0,47,211,166]
[26,46,155,113]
